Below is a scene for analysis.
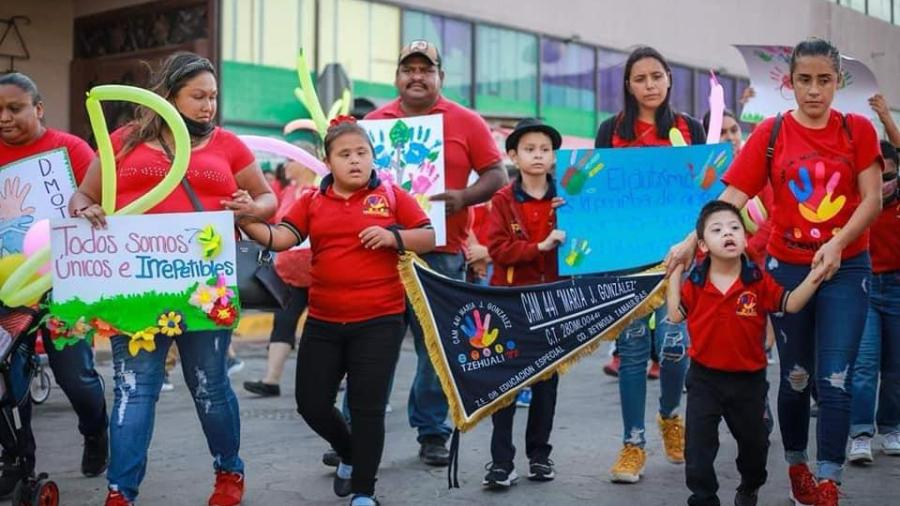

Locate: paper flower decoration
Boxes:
[214,274,235,306]
[157,311,185,338]
[208,301,238,327]
[196,225,223,260]
[128,327,158,356]
[189,284,218,313]
[91,318,121,341]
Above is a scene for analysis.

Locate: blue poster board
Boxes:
[555,143,733,275]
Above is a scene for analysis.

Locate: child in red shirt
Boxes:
[668,201,823,506]
[239,118,435,506]
[482,118,565,489]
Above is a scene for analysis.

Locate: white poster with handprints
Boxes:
[734,45,879,124]
[0,148,77,257]
[359,114,446,246]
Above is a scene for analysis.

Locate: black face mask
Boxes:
[180,113,215,138]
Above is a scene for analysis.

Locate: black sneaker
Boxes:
[527,457,555,481]
[322,448,340,467]
[243,380,281,397]
[734,488,758,506]
[482,462,517,490]
[333,463,353,497]
[0,455,23,498]
[82,431,109,477]
[418,436,450,467]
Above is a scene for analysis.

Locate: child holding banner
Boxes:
[666,39,884,506]
[69,53,276,506]
[667,201,823,506]
[0,72,110,491]
[239,117,435,506]
[480,118,565,489]
[593,46,706,484]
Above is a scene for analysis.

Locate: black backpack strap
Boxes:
[842,113,853,141]
[158,136,204,212]
[766,113,784,177]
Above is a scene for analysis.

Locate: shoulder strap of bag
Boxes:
[765,113,784,178]
[158,137,204,213]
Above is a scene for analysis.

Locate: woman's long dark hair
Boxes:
[120,52,216,157]
[616,46,677,141]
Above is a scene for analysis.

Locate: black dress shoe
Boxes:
[322,448,340,467]
[333,464,353,497]
[243,380,281,397]
[82,431,109,477]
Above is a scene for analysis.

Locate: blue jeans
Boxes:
[767,253,870,482]
[616,305,689,446]
[850,271,900,439]
[108,330,243,501]
[407,252,464,442]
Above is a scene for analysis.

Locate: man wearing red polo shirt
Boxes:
[366,40,506,466]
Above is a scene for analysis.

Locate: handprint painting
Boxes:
[734,45,879,124]
[555,144,732,275]
[0,149,77,257]
[359,114,446,245]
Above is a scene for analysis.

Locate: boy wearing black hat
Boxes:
[482,118,565,490]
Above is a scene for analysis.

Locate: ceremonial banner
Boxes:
[400,255,665,431]
[48,211,239,352]
[555,143,733,275]
[734,45,879,124]
[0,149,77,257]
[359,114,446,245]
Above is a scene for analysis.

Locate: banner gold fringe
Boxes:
[398,253,667,432]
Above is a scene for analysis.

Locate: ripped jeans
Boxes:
[616,305,690,446]
[767,253,870,483]
[108,330,243,501]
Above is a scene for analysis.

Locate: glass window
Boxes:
[221,0,315,68]
[844,0,867,13]
[318,0,401,98]
[896,0,900,25]
[540,39,595,137]
[669,64,693,117]
[475,24,538,117]
[403,11,473,106]
[869,0,892,21]
[596,48,627,120]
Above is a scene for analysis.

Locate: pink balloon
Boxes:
[283,119,319,136]
[706,70,726,145]
[23,219,51,275]
[239,135,328,176]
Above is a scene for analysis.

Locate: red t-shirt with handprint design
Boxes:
[723,110,883,264]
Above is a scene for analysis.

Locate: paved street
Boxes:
[32,331,900,505]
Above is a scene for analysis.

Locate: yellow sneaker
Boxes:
[609,444,646,483]
[658,413,685,463]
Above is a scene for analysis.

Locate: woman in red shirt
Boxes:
[594,46,704,485]
[668,39,883,505]
[69,52,276,506]
[0,72,109,492]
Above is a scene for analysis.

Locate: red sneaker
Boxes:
[603,356,621,377]
[647,360,661,380]
[815,480,841,506]
[788,463,818,505]
[105,491,133,506]
[208,471,244,506]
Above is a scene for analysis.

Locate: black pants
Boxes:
[490,374,559,466]
[270,286,309,347]
[295,314,404,496]
[685,363,769,506]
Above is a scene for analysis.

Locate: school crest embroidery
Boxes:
[736,291,759,317]
[363,194,390,217]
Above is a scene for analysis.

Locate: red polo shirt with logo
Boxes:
[679,260,788,372]
[365,96,503,255]
[280,177,430,323]
[0,128,95,184]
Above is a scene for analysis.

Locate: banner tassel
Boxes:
[448,428,461,489]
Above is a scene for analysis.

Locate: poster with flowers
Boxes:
[47,211,238,355]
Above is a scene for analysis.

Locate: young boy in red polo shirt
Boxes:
[482,118,565,490]
[667,201,824,506]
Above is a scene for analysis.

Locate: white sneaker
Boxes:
[161,375,174,392]
[385,403,393,414]
[848,436,873,463]
[882,432,900,456]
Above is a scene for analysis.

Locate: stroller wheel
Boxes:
[33,478,59,506]
[30,369,52,405]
